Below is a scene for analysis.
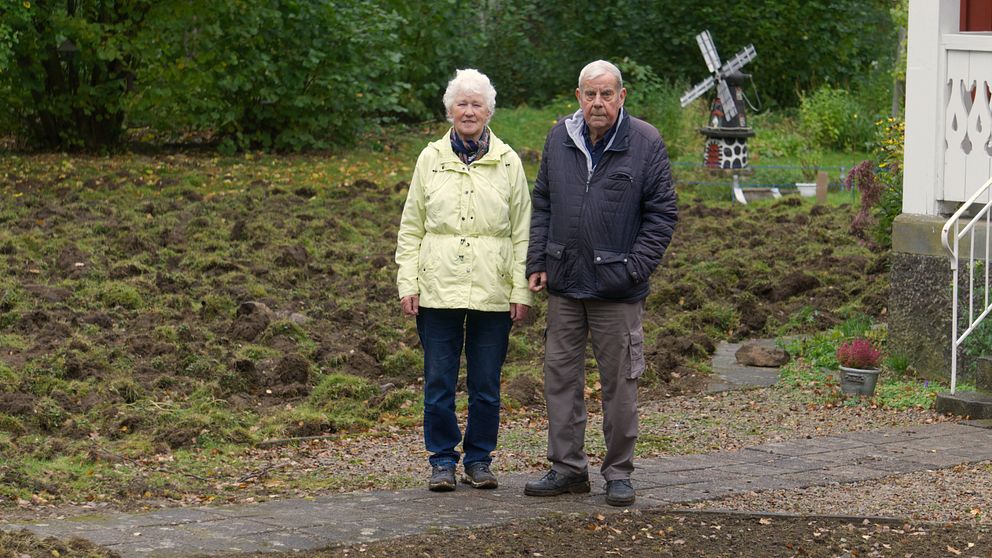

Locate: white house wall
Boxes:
[904,0,959,215]
[904,0,992,215]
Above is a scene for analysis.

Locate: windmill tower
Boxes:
[680,30,757,169]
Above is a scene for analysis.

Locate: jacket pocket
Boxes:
[593,249,633,298]
[627,328,645,379]
[604,169,633,191]
[546,240,573,292]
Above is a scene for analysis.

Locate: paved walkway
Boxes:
[6,421,992,556]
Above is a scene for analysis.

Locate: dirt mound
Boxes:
[271,353,311,386]
[229,301,272,341]
[504,374,544,407]
[0,392,36,416]
[771,271,821,301]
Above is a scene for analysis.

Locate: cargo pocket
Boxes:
[627,328,645,379]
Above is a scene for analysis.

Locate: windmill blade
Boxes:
[717,79,738,120]
[720,44,756,76]
[696,30,721,74]
[680,76,716,107]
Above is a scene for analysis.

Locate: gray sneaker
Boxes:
[605,479,635,506]
[462,462,498,489]
[428,464,456,492]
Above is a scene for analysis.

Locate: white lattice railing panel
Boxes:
[943,47,992,203]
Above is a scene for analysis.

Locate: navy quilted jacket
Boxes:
[526,110,678,301]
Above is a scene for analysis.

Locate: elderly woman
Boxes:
[396,68,532,492]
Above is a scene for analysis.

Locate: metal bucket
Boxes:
[838,366,880,396]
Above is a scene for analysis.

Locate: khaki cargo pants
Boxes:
[543,295,645,481]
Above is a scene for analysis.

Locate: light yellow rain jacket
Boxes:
[396,129,532,311]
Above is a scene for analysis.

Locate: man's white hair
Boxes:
[443,68,497,122]
[577,60,623,90]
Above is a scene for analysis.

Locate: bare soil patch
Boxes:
[230,511,992,558]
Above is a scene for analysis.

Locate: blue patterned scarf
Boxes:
[450,127,490,165]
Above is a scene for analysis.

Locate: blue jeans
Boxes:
[417,308,511,469]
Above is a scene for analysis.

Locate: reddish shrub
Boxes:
[836,338,881,369]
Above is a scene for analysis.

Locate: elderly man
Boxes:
[523,60,677,507]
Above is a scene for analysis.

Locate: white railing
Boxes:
[942,176,992,394]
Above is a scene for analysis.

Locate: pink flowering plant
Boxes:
[835,338,882,369]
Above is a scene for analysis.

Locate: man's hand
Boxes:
[510,303,530,322]
[400,295,419,316]
[528,272,547,292]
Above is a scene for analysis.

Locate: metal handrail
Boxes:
[941,176,992,394]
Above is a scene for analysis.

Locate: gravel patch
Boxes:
[687,461,992,525]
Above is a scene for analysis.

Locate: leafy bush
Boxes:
[383,1,483,121]
[869,117,905,248]
[0,0,154,150]
[800,86,874,151]
[616,58,689,160]
[131,0,406,152]
[846,160,884,239]
[846,118,904,247]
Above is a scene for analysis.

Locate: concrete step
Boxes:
[936,390,992,419]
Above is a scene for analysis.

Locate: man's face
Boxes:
[576,73,626,141]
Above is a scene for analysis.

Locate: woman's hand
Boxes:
[510,303,529,322]
[401,295,420,316]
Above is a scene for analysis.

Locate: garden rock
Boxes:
[735,343,789,367]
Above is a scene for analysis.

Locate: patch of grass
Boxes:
[0,332,28,350]
[381,348,422,381]
[97,281,145,310]
[310,373,377,405]
[489,97,576,153]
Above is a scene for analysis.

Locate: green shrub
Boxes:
[0,1,155,150]
[800,86,874,151]
[616,58,689,160]
[132,0,406,151]
[869,117,905,248]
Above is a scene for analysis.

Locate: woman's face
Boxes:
[449,92,489,141]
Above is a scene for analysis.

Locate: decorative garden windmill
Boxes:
[680,30,757,169]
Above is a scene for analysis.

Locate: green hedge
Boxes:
[0,0,899,151]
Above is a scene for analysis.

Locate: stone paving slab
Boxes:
[744,435,869,456]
